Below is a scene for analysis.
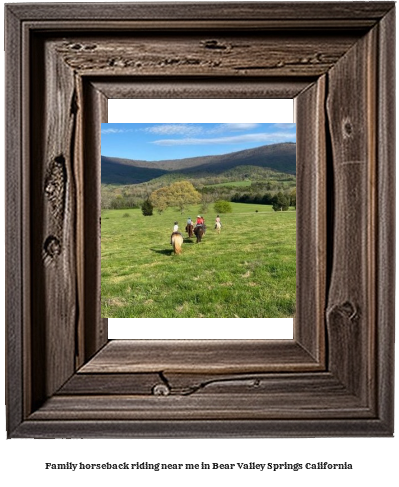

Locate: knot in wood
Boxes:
[343,119,353,137]
[339,301,358,321]
[327,301,358,323]
[201,40,227,50]
[45,156,66,224]
[152,383,170,396]
[45,181,56,196]
[83,44,97,51]
[44,236,61,258]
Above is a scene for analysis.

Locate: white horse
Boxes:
[215,221,221,234]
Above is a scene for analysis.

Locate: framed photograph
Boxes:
[5,2,395,437]
[102,120,296,334]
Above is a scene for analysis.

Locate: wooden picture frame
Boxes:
[5,2,395,438]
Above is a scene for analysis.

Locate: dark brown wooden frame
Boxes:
[5,2,395,438]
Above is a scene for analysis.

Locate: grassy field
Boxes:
[101,202,296,318]
[204,180,253,188]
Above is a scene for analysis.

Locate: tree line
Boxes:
[232,188,296,209]
[102,184,296,212]
[141,181,296,216]
[101,165,296,211]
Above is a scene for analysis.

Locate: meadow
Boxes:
[203,180,253,188]
[101,202,296,318]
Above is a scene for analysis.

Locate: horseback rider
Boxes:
[186,217,194,237]
[215,214,222,228]
[196,215,206,235]
[171,221,183,244]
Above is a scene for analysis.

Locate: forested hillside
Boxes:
[101,143,296,210]
[101,142,296,185]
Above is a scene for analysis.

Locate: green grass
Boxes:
[204,180,253,188]
[101,203,296,318]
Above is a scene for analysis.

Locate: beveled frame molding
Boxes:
[5,2,395,438]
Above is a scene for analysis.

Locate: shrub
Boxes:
[214,200,232,213]
[141,198,154,216]
[271,192,290,212]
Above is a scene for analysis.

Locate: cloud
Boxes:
[101,128,134,134]
[273,123,296,130]
[207,123,262,134]
[221,123,261,131]
[152,132,296,146]
[142,123,261,137]
[142,124,203,136]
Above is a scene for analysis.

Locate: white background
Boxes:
[0,1,398,487]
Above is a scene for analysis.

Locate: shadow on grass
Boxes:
[150,248,174,256]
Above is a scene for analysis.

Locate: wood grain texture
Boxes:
[376,7,395,432]
[29,393,371,421]
[53,34,359,78]
[5,5,24,436]
[21,19,385,33]
[295,76,326,363]
[79,340,321,374]
[73,73,85,370]
[98,89,109,354]
[58,372,162,395]
[30,37,78,407]
[35,371,375,422]
[326,27,377,405]
[60,371,355,397]
[7,2,394,22]
[80,81,108,363]
[92,78,311,100]
[13,418,391,439]
[5,2,395,438]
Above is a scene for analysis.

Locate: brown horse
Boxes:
[171,233,183,254]
[194,225,204,243]
[185,223,194,238]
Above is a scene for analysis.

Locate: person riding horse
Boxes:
[215,214,222,233]
[185,217,194,237]
[170,221,183,245]
[196,215,206,234]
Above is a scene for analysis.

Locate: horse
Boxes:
[171,232,183,254]
[215,221,221,234]
[185,223,194,238]
[194,225,204,243]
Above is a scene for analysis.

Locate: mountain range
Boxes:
[101,142,296,185]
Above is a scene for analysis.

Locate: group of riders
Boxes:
[170,214,221,244]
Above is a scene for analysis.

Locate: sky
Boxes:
[101,123,296,161]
